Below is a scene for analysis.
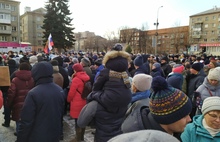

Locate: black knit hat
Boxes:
[134,55,143,66]
[191,63,203,72]
[150,76,192,124]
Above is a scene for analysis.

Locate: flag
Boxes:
[44,33,54,54]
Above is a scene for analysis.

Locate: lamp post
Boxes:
[154,6,163,55]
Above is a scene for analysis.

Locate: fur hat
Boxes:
[202,96,220,115]
[134,55,143,66]
[108,130,179,142]
[132,74,152,92]
[81,58,91,67]
[208,68,220,81]
[150,76,192,124]
[191,62,203,72]
[73,63,83,72]
[29,55,38,64]
[172,64,184,74]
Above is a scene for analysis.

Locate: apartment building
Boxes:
[0,0,22,53]
[120,26,189,54]
[20,7,46,52]
[189,6,220,55]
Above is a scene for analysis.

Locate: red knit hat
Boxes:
[73,63,83,72]
[172,64,184,74]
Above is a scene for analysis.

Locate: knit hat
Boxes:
[172,64,184,74]
[150,76,192,124]
[94,58,102,66]
[134,55,143,66]
[132,74,152,92]
[29,55,38,64]
[191,62,203,72]
[73,63,83,72]
[202,96,220,115]
[153,62,161,68]
[161,56,168,62]
[208,68,220,81]
[81,58,91,67]
[108,130,179,142]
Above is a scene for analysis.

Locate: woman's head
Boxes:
[202,96,220,129]
[208,68,220,86]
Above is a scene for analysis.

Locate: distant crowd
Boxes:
[0,46,220,142]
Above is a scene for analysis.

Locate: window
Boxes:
[11,6,16,11]
[12,37,17,41]
[12,26,16,31]
[36,24,41,29]
[36,17,41,21]
[212,23,216,27]
[37,40,42,45]
[205,16,209,21]
[11,16,17,21]
[37,33,41,37]
[191,18,194,23]
[204,39,207,42]
[204,24,208,28]
[211,39,215,42]
[0,25,6,30]
[213,15,216,20]
[212,31,215,35]
[0,36,7,41]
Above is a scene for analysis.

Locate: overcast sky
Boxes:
[19,0,220,37]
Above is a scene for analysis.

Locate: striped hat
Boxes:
[150,76,192,124]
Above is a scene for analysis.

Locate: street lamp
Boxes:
[154,6,163,55]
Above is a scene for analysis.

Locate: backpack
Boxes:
[80,80,92,100]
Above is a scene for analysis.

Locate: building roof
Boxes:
[190,6,220,17]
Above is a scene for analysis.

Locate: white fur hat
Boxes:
[208,68,220,81]
[202,96,220,115]
[132,74,152,92]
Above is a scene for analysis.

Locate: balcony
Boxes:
[192,28,201,31]
[0,19,11,24]
[192,35,201,38]
[0,29,11,34]
[0,9,11,14]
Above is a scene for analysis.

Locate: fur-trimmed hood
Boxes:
[103,51,131,65]
[102,50,131,72]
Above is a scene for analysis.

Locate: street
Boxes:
[0,108,94,142]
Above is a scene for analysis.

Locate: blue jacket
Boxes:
[181,115,220,142]
[167,72,183,90]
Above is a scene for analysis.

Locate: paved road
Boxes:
[0,108,94,142]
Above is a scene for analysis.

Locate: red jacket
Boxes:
[67,71,90,118]
[7,70,34,121]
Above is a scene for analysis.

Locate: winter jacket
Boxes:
[67,71,90,118]
[6,70,34,121]
[121,102,181,141]
[94,64,104,81]
[17,62,65,142]
[78,50,132,142]
[181,115,220,142]
[134,64,150,76]
[187,70,206,99]
[167,72,184,90]
[161,63,172,78]
[52,66,64,88]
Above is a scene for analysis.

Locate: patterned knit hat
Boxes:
[150,76,192,124]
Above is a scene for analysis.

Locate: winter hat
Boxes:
[202,96,220,115]
[73,63,83,72]
[150,76,192,124]
[209,60,218,67]
[81,58,91,67]
[29,55,38,64]
[94,58,102,66]
[161,56,168,62]
[208,68,220,81]
[132,74,152,92]
[172,64,184,74]
[108,130,180,142]
[191,62,203,72]
[112,43,123,51]
[134,55,143,66]
[153,62,161,68]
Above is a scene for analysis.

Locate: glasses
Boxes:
[207,113,220,120]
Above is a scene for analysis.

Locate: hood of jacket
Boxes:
[31,61,53,85]
[15,70,32,81]
[103,50,131,72]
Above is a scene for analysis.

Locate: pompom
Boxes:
[151,76,168,91]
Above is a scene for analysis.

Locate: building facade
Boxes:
[189,6,220,55]
[20,7,46,52]
[120,26,189,55]
[0,0,24,53]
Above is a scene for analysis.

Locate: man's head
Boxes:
[190,62,203,74]
[150,76,192,134]
[80,57,91,67]
[133,55,143,68]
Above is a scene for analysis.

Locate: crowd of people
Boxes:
[0,44,220,142]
